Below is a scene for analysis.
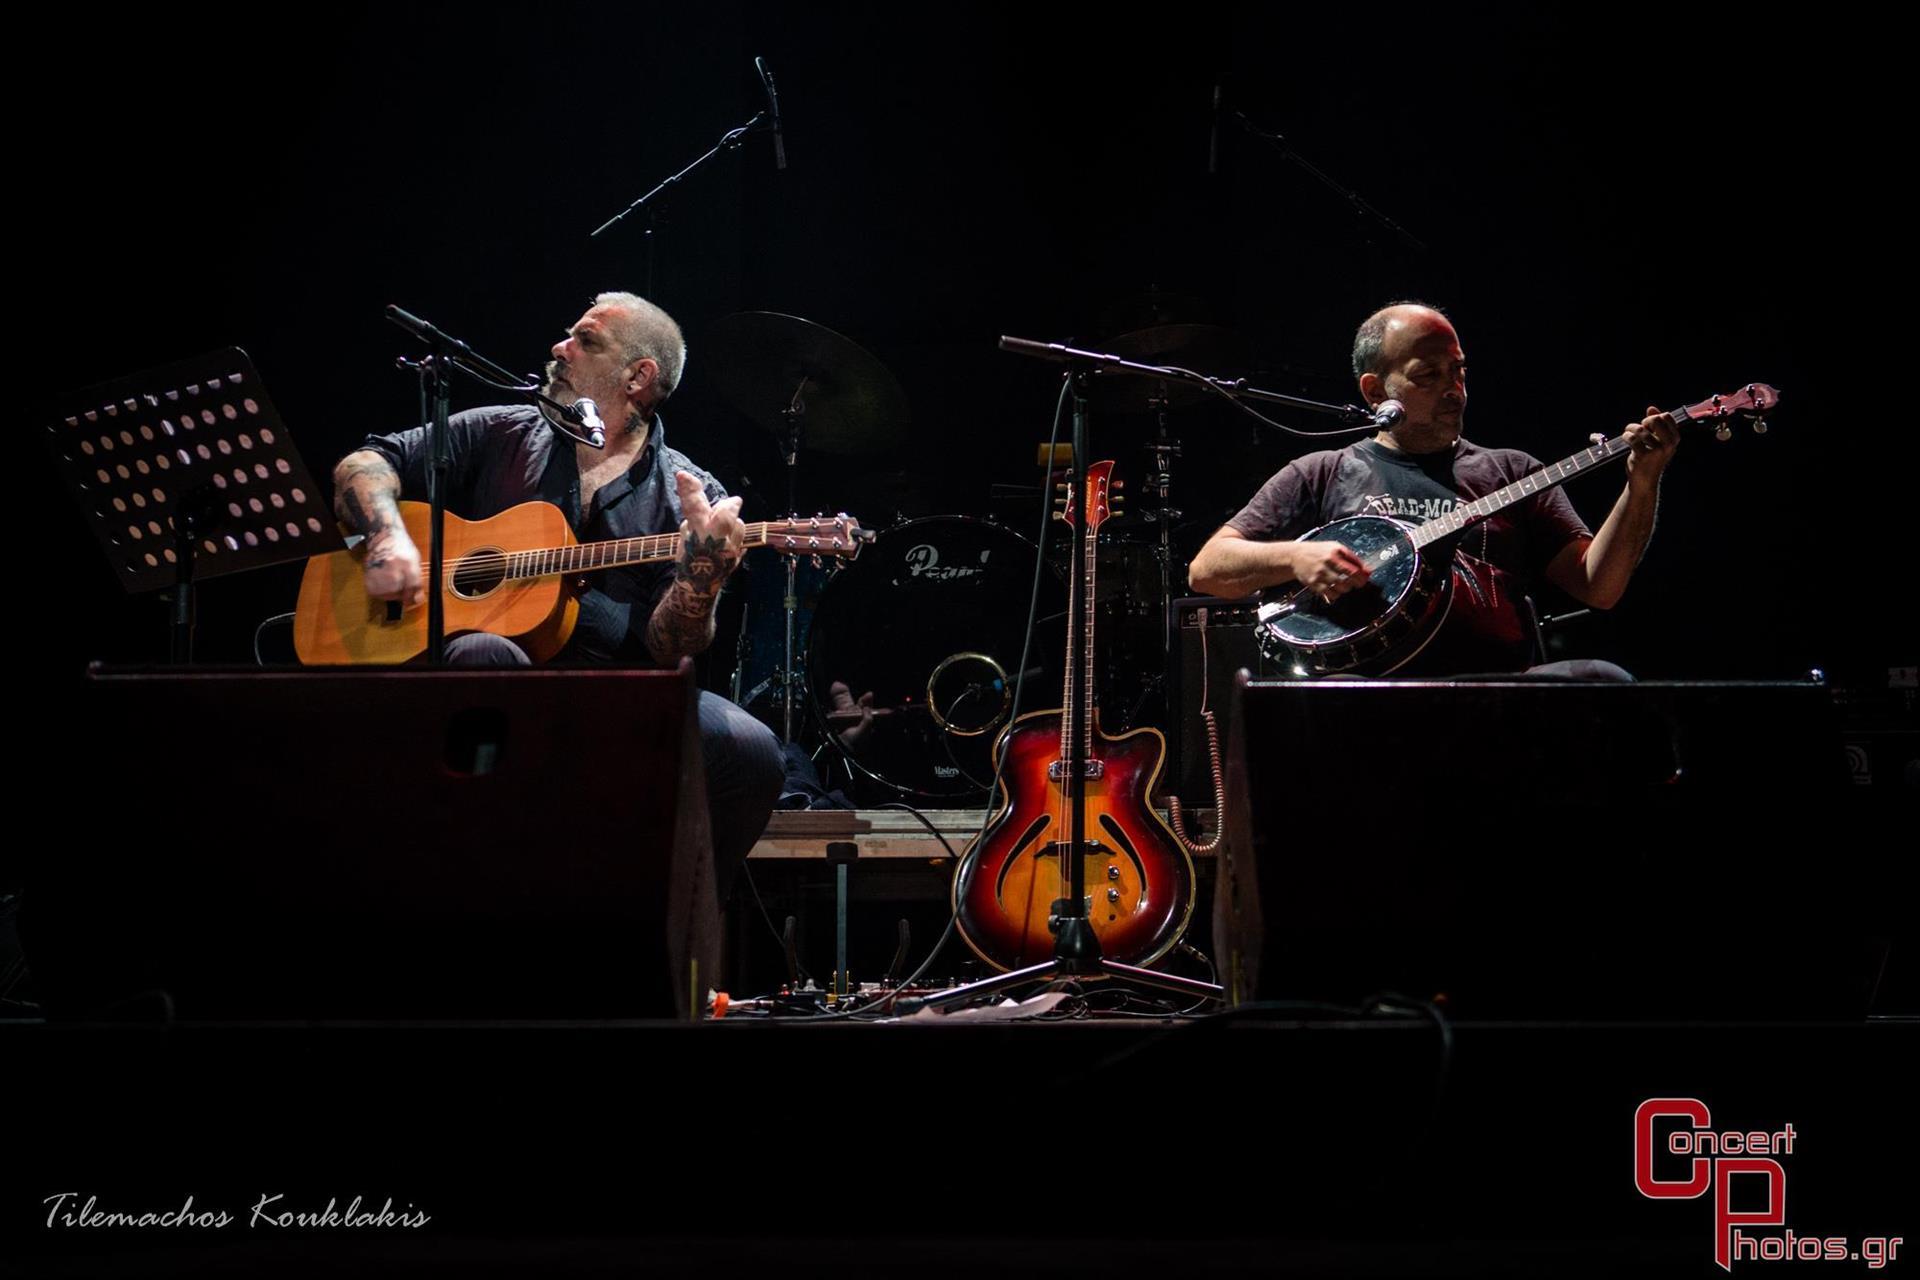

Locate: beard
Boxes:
[541,359,577,405]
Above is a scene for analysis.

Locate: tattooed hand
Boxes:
[363,525,425,607]
[672,470,744,597]
[334,450,424,607]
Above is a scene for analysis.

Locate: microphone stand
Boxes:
[384,305,604,664]
[995,337,1384,428]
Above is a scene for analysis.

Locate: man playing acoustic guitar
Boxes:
[1188,302,1679,676]
[330,291,783,890]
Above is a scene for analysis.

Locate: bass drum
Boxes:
[807,517,1064,800]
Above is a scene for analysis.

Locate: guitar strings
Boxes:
[427,521,848,579]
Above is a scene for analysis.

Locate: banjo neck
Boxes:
[1407,383,1779,551]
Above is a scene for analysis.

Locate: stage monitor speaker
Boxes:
[1216,677,1905,1019]
[24,665,717,1020]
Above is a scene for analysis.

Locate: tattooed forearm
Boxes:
[333,451,404,535]
[646,579,720,663]
[645,531,731,662]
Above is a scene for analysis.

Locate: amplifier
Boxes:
[1167,596,1280,805]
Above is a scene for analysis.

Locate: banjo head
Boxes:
[1255,515,1447,673]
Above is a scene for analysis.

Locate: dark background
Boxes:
[8,13,1912,1271]
[21,4,1907,686]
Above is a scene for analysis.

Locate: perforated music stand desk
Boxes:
[42,347,336,658]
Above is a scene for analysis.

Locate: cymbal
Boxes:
[1097,288,1215,335]
[1090,323,1252,413]
[706,312,909,456]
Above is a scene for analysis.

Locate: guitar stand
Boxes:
[41,347,332,663]
[909,362,1222,1015]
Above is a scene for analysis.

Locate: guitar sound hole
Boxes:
[451,547,507,599]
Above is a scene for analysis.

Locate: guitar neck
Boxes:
[1406,401,1690,550]
[1059,511,1098,758]
[1056,462,1118,761]
[501,522,783,581]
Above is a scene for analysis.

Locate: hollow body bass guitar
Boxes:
[953,461,1195,970]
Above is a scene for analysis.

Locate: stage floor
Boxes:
[6,1016,1913,1276]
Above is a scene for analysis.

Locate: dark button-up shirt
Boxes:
[359,404,726,664]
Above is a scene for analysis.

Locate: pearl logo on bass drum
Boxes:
[905,543,989,581]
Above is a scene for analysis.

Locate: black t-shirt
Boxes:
[358,404,726,664]
[1226,438,1592,673]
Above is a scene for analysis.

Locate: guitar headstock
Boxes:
[762,513,874,563]
[1053,460,1120,530]
[1675,382,1780,442]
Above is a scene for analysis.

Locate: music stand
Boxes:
[41,347,336,661]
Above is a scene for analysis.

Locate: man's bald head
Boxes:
[1351,302,1456,381]
[1350,301,1468,450]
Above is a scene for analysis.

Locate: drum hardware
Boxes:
[706,311,910,456]
[1143,386,1183,729]
[925,651,1012,736]
[708,312,910,742]
[1089,320,1252,732]
[1095,287,1215,345]
[805,515,1065,801]
[776,381,804,742]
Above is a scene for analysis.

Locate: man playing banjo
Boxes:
[1186,302,1680,676]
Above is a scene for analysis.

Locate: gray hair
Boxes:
[1351,300,1449,379]
[594,291,687,401]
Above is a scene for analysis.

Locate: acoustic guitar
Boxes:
[294,499,869,664]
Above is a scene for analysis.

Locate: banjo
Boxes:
[1254,382,1778,676]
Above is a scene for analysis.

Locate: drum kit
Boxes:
[709,303,1256,803]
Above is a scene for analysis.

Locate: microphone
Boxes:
[567,397,607,448]
[755,56,787,171]
[1208,82,1222,175]
[1370,399,1406,429]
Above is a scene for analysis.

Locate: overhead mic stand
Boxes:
[998,337,1384,427]
[1216,95,1427,256]
[589,117,764,296]
[588,61,783,293]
